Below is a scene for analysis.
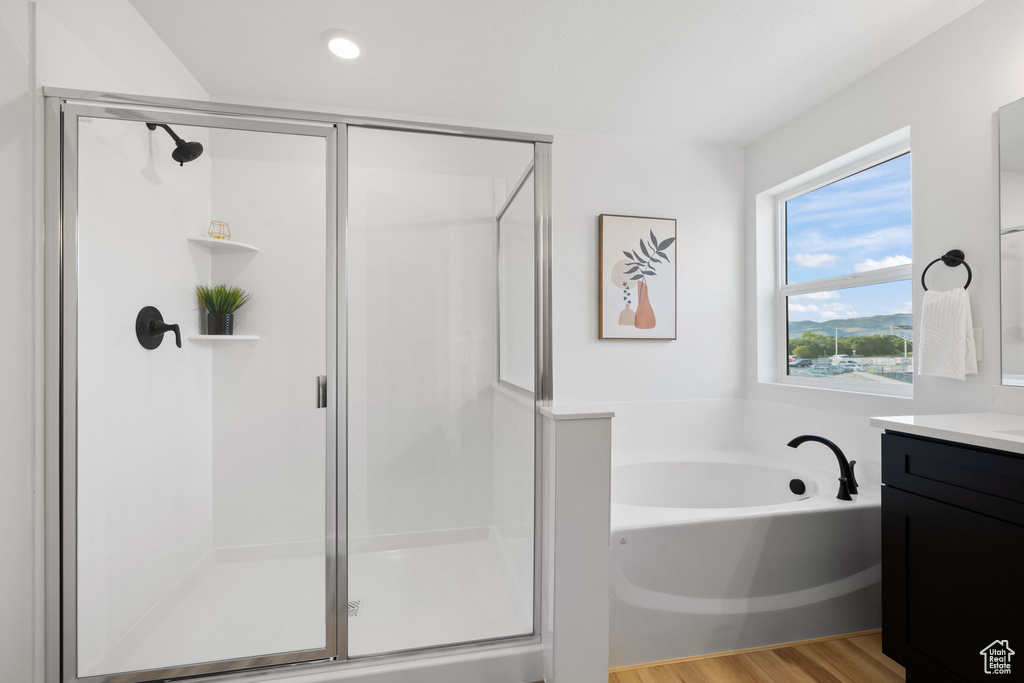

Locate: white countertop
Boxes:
[539,405,615,421]
[870,413,1024,455]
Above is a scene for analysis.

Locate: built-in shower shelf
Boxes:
[187,236,260,253]
[188,335,260,341]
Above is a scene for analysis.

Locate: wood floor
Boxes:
[609,631,905,683]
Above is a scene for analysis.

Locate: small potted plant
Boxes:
[196,284,251,335]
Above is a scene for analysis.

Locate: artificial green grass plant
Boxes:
[195,284,252,314]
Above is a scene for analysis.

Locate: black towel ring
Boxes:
[921,249,972,291]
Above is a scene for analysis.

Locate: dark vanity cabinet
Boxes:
[881,432,1024,682]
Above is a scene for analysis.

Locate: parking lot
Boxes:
[788,357,913,384]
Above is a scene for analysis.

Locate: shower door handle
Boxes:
[316,375,327,409]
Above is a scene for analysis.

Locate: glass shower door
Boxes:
[66,106,337,682]
[345,127,536,656]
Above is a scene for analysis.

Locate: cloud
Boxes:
[854,255,912,272]
[820,309,859,320]
[789,295,860,321]
[792,253,837,268]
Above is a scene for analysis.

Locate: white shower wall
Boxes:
[207,129,328,550]
[76,118,214,674]
[347,165,497,537]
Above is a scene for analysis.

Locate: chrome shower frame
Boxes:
[43,88,553,683]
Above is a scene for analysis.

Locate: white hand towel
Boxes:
[917,287,977,380]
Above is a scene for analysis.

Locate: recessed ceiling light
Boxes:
[322,29,360,59]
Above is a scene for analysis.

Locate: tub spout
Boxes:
[787,435,858,500]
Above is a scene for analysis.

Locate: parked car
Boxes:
[808,365,847,376]
[789,358,812,367]
[836,359,865,371]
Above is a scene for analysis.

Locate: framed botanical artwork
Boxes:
[598,214,676,340]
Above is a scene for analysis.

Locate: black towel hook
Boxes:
[921,249,972,291]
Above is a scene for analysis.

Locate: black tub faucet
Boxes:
[787,434,858,501]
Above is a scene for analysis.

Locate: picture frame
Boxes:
[598,214,677,340]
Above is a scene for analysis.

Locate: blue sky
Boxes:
[786,153,912,323]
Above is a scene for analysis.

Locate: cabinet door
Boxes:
[883,487,1024,682]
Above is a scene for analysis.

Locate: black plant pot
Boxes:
[207,312,233,335]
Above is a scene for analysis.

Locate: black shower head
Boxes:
[171,140,204,165]
[146,122,204,166]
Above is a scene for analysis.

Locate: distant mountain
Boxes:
[788,313,912,338]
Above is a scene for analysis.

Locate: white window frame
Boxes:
[774,142,913,397]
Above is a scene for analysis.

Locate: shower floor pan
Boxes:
[348,526,532,656]
[84,528,531,676]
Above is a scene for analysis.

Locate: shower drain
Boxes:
[348,600,362,618]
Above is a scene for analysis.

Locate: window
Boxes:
[498,164,535,395]
[780,150,912,391]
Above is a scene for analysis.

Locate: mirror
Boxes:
[1001,97,1024,384]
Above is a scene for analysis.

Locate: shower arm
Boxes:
[146,122,185,145]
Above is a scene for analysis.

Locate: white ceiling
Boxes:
[130,0,985,147]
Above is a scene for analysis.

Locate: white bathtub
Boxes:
[609,448,881,669]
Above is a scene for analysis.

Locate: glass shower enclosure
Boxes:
[44,91,551,683]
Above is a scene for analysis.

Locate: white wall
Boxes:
[553,132,745,404]
[0,1,37,681]
[743,0,1024,467]
[35,0,207,100]
[602,398,747,461]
